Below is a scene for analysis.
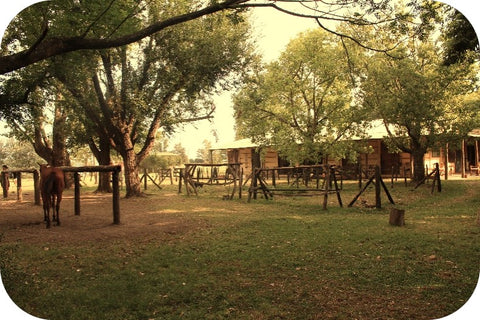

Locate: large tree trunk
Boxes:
[123,148,142,198]
[88,136,112,193]
[412,147,426,183]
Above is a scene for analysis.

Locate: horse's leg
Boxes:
[52,195,56,223]
[56,194,61,226]
[45,206,51,229]
[43,203,47,222]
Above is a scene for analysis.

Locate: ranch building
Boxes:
[211,125,480,180]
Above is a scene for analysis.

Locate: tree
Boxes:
[1,0,256,197]
[442,8,479,65]
[234,29,365,164]
[360,40,480,182]
[0,138,43,169]
[1,67,73,169]
[172,143,188,165]
[86,7,253,197]
[0,0,427,75]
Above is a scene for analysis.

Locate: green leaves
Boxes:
[235,29,364,164]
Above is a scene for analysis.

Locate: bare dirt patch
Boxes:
[0,189,208,245]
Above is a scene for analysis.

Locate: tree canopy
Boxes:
[234,1,480,181]
[234,29,366,164]
[1,0,256,196]
[0,0,432,75]
[360,39,479,181]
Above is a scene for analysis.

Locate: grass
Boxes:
[1,178,479,319]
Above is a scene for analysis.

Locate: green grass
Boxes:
[1,179,479,319]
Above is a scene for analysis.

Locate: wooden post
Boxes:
[444,143,449,181]
[112,169,120,225]
[178,169,183,194]
[476,140,479,171]
[239,167,243,199]
[16,172,22,201]
[143,168,148,190]
[74,172,81,216]
[375,165,381,209]
[391,166,394,188]
[253,168,258,200]
[1,171,7,198]
[331,167,343,208]
[33,170,41,205]
[357,162,362,190]
[435,163,441,193]
[323,165,330,210]
[389,208,405,226]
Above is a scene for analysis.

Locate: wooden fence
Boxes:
[60,165,122,225]
[1,169,40,204]
[179,163,243,199]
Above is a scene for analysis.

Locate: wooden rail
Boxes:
[1,169,40,204]
[60,165,122,225]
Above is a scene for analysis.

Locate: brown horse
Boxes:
[39,164,65,228]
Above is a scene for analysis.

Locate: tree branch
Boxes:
[0,0,413,74]
[0,0,248,74]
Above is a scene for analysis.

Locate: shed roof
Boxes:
[212,122,480,151]
[211,138,258,150]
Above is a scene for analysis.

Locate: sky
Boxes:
[168,5,317,157]
[0,1,479,319]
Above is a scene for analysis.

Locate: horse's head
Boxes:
[38,163,49,172]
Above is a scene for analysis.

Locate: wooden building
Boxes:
[212,138,281,177]
[212,126,480,179]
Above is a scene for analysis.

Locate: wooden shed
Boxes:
[211,138,279,177]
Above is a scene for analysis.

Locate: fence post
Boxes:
[323,165,330,210]
[1,171,7,198]
[112,169,120,225]
[33,170,41,205]
[74,172,81,216]
[375,165,381,209]
[435,163,442,193]
[16,172,22,201]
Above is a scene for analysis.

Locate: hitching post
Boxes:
[112,169,120,225]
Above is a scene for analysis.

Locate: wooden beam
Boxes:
[60,165,122,173]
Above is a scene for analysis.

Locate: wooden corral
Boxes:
[248,165,343,210]
[179,163,243,199]
[348,166,395,209]
[140,168,174,191]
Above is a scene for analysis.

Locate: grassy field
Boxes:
[1,176,479,320]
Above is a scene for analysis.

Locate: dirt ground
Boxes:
[0,186,209,246]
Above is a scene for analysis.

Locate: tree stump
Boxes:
[389,208,405,226]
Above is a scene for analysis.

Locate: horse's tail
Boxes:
[44,172,56,196]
